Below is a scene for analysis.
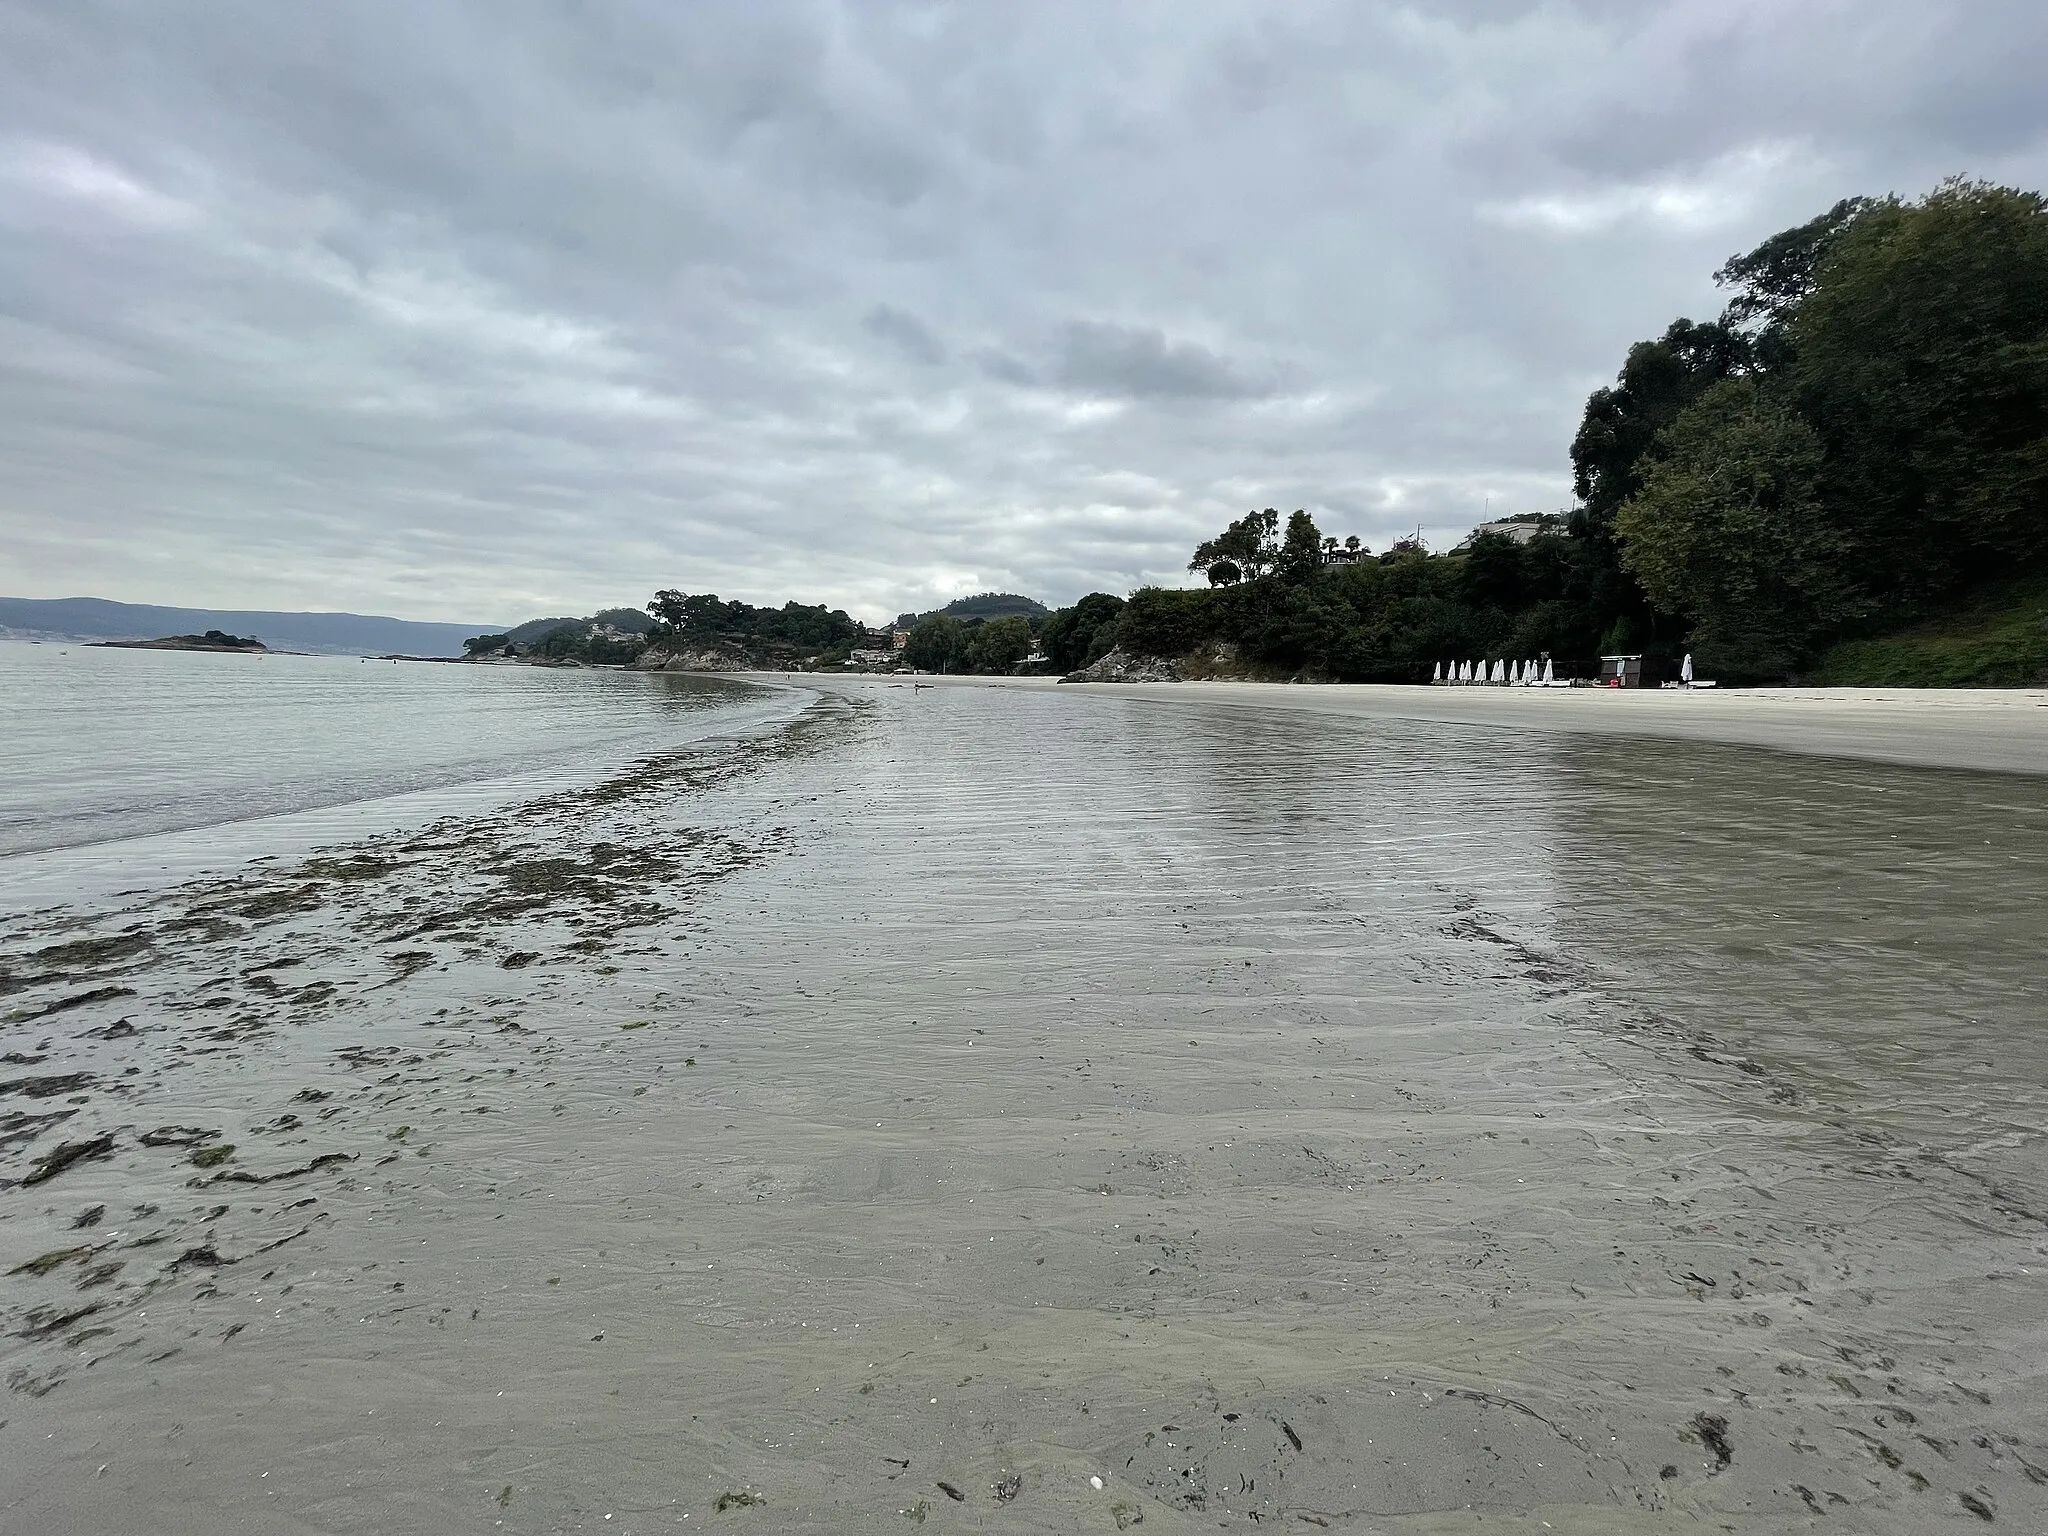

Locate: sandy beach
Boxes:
[4,677,2045,1533]
[851,675,2048,778]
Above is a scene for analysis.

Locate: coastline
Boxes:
[755,674,2048,777]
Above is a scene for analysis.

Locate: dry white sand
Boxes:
[875,676,2048,777]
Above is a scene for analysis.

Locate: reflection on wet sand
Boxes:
[3,681,2043,1533]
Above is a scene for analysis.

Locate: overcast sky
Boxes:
[3,2,2045,624]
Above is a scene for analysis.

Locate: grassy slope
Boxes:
[1811,571,2048,687]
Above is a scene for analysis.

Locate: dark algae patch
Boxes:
[32,932,154,969]
[8,1245,93,1277]
[7,985,135,1021]
[1690,1410,1734,1471]
[21,1133,116,1186]
[139,1124,219,1148]
[0,1072,95,1098]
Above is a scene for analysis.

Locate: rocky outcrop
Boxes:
[1058,648,1183,684]
[631,642,752,672]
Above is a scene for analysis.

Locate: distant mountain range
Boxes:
[0,597,508,657]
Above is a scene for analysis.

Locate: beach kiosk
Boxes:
[1598,653,1650,688]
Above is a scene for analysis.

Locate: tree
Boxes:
[1041,593,1125,671]
[1616,379,1857,678]
[463,633,510,655]
[965,616,1032,673]
[1789,179,2048,601]
[1277,509,1324,582]
[903,614,968,672]
[1119,587,1217,657]
[647,589,724,636]
[1458,530,1525,610]
[1716,197,1877,332]
[646,590,859,657]
[1188,509,1281,584]
[1571,318,1752,526]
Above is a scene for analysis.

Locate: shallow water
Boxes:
[2,679,2044,1533]
[0,642,797,906]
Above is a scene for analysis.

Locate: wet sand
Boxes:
[4,680,2045,1533]
[906,676,2048,778]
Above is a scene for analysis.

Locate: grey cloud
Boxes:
[974,349,1039,386]
[1053,321,1276,400]
[862,303,946,365]
[1,1,2044,620]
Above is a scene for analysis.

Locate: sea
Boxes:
[0,640,801,910]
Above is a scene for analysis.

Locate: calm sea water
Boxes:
[0,641,797,903]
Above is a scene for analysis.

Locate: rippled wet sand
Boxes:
[3,682,2045,1533]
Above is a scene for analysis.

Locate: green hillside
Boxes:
[1810,573,2048,687]
[895,592,1048,627]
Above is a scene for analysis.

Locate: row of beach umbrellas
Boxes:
[1433,658,1555,685]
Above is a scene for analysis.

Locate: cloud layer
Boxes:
[3,1,2044,621]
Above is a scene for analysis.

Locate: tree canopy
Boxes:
[1039,179,2047,685]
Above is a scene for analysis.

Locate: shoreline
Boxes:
[748,674,2048,777]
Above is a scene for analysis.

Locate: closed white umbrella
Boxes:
[1681,652,1694,685]
[1542,657,1555,684]
[1433,660,1442,683]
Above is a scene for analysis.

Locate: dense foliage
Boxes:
[1617,179,2048,677]
[647,590,861,653]
[902,614,967,672]
[534,625,645,665]
[901,612,1036,673]
[1039,593,1124,671]
[896,591,1049,626]
[1038,178,2048,683]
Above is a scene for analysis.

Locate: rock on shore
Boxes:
[631,642,751,672]
[1059,647,1183,683]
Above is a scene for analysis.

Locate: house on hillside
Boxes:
[1459,513,1568,548]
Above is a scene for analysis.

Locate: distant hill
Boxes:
[502,607,655,646]
[0,597,506,657]
[895,592,1049,627]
